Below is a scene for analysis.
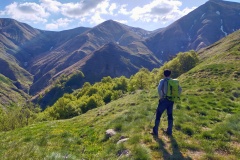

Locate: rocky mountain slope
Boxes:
[145,0,240,61]
[27,20,160,95]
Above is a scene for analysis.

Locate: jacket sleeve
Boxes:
[157,79,164,98]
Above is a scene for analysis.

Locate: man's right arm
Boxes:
[157,79,164,98]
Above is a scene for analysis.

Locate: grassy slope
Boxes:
[0,74,29,108]
[0,44,32,106]
[0,43,32,82]
[0,31,240,159]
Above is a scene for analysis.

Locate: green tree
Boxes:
[158,50,199,78]
[131,68,151,90]
[86,87,99,96]
[83,94,104,113]
[45,95,79,119]
[178,51,199,73]
[113,76,128,92]
[103,90,112,103]
[101,76,112,83]
[65,70,85,88]
[0,102,41,131]
[76,82,92,98]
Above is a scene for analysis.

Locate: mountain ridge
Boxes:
[145,0,240,61]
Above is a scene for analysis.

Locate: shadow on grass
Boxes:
[153,135,192,160]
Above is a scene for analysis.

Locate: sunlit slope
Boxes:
[0,31,240,159]
[0,73,30,107]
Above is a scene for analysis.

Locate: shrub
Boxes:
[0,103,41,131]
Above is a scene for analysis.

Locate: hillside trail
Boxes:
[149,129,196,160]
[144,91,199,160]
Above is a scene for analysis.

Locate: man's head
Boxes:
[164,69,171,77]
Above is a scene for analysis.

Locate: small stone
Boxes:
[117,138,129,144]
[105,129,116,138]
[117,149,130,157]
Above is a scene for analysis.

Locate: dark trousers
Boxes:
[153,99,174,135]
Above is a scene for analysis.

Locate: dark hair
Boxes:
[164,69,171,77]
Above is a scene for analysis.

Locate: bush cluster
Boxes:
[0,103,40,131]
[0,50,199,123]
[38,51,198,120]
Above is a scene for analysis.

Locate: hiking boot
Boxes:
[150,129,158,137]
[161,129,172,136]
[164,130,172,136]
[150,132,158,136]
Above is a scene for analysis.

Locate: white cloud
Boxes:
[46,18,72,30]
[97,0,110,15]
[0,11,4,16]
[60,0,117,25]
[88,0,119,25]
[45,23,58,30]
[0,0,131,29]
[40,0,62,13]
[119,4,130,15]
[1,2,49,23]
[0,0,198,31]
[109,3,117,15]
[89,13,105,25]
[120,0,194,24]
[79,0,106,11]
[61,0,105,18]
[61,2,87,18]
[115,19,128,24]
[182,7,197,15]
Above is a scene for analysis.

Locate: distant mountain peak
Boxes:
[96,19,122,28]
[145,0,240,61]
[207,0,240,6]
[103,19,117,23]
[209,0,223,2]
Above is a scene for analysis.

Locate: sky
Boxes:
[0,0,240,31]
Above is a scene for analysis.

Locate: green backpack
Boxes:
[165,79,180,102]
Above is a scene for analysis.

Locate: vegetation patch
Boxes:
[0,33,240,160]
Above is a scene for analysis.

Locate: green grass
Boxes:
[0,74,29,108]
[0,29,240,160]
[0,45,32,106]
[0,79,239,159]
[0,74,12,85]
[0,91,156,159]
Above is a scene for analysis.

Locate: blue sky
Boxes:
[0,0,239,31]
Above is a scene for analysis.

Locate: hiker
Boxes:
[152,69,182,136]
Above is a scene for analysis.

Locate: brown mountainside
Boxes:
[27,20,160,95]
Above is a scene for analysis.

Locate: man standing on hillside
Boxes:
[152,69,182,136]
